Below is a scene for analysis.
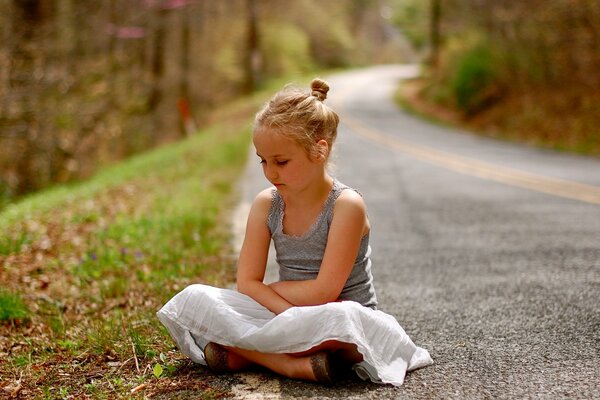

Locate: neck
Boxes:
[283,173,334,208]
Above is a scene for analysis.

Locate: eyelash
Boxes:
[259,160,288,166]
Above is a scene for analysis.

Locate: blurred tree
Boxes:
[149,5,166,113]
[392,0,600,154]
[10,0,50,194]
[0,0,408,206]
[178,4,194,136]
[243,0,261,94]
[390,0,429,53]
[429,0,441,68]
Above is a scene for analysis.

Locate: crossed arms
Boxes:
[236,188,368,315]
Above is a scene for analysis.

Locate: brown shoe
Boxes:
[309,352,335,385]
[204,342,230,373]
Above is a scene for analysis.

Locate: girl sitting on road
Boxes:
[157,78,432,385]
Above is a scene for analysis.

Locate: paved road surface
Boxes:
[228,65,600,399]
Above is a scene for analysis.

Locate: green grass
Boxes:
[395,77,600,158]
[0,289,30,321]
[394,80,454,129]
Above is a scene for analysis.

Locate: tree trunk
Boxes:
[243,0,260,94]
[149,7,166,112]
[178,7,195,136]
[429,0,441,69]
[148,6,167,142]
[11,0,50,194]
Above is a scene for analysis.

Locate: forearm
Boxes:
[269,280,337,306]
[237,279,294,315]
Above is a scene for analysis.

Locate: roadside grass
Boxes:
[394,78,456,129]
[0,88,272,398]
[0,289,30,322]
[396,77,600,157]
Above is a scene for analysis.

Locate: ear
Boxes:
[315,139,329,163]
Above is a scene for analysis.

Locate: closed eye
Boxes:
[257,158,288,166]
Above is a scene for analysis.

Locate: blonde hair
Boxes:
[254,78,339,160]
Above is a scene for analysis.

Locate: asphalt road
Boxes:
[227,65,600,399]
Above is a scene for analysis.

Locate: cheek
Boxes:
[279,166,297,181]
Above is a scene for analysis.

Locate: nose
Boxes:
[263,163,278,182]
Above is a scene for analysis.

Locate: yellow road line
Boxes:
[341,113,600,205]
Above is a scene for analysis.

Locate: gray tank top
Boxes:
[267,179,378,309]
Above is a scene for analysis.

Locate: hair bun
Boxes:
[310,78,329,101]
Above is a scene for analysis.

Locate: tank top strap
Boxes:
[267,188,283,234]
[323,179,358,225]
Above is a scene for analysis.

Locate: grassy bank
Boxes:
[0,87,272,398]
[397,77,600,158]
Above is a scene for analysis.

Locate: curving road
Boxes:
[230,65,600,399]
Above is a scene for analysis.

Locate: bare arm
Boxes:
[236,189,294,315]
[269,190,369,306]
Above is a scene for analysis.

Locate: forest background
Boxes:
[0,0,410,209]
[2,0,599,209]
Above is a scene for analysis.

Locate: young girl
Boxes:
[157,78,432,385]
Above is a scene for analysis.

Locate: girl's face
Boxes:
[253,129,324,193]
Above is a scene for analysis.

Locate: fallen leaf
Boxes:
[2,383,22,398]
[153,363,163,378]
[130,383,147,394]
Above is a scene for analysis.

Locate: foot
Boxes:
[204,342,230,373]
[309,352,335,385]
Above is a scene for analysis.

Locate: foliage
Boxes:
[0,0,406,206]
[0,289,29,322]
[438,36,501,115]
[0,182,12,211]
[280,0,357,68]
[215,43,247,87]
[390,0,430,51]
[260,22,315,77]
[418,35,489,109]
[399,0,600,156]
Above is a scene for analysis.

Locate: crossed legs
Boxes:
[210,340,363,382]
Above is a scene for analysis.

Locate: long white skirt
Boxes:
[157,284,433,386]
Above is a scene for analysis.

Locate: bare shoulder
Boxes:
[249,188,273,216]
[332,189,368,231]
[334,188,367,214]
[331,187,370,236]
[255,187,273,204]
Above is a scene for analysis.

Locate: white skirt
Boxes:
[157,284,433,386]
